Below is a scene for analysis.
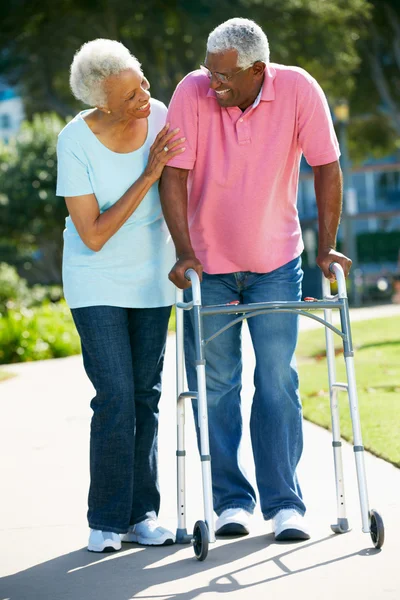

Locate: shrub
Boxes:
[0,262,79,364]
[0,262,62,314]
[0,302,80,364]
[0,262,30,313]
[0,114,67,284]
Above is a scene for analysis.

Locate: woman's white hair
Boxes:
[70,39,141,107]
[207,18,269,67]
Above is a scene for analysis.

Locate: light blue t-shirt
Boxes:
[56,99,176,309]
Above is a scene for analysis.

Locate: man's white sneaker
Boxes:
[120,515,175,546]
[272,509,310,541]
[88,529,122,552]
[215,508,251,536]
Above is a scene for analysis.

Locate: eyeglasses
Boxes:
[199,64,253,84]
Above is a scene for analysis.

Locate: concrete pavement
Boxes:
[0,304,399,599]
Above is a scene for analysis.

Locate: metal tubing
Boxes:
[330,263,348,299]
[176,394,187,533]
[201,300,344,316]
[332,383,349,391]
[330,390,348,520]
[176,300,194,310]
[331,266,370,531]
[345,355,371,532]
[323,276,348,522]
[203,308,345,346]
[339,298,354,356]
[175,288,187,534]
[185,268,202,305]
[185,269,215,543]
[175,263,371,541]
[176,288,185,398]
[196,362,215,542]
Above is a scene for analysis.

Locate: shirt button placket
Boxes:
[237,117,250,145]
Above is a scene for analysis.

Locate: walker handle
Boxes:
[328,262,347,299]
[183,269,202,306]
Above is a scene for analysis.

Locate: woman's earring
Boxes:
[107,110,111,114]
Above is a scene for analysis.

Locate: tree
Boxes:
[348,0,400,163]
[0,0,371,117]
[0,0,381,283]
[0,114,67,283]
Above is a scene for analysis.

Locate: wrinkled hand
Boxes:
[316,248,352,282]
[169,253,203,289]
[144,124,185,182]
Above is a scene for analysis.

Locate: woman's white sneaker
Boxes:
[272,509,310,541]
[121,515,175,546]
[88,529,122,552]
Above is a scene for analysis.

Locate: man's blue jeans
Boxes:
[184,257,305,520]
[71,305,171,533]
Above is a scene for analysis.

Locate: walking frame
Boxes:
[174,262,384,561]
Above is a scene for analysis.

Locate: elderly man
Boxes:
[160,18,351,541]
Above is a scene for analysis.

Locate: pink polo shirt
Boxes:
[166,64,340,274]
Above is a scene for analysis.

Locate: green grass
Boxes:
[168,306,176,333]
[297,316,400,467]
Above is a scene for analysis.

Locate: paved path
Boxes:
[0,304,399,599]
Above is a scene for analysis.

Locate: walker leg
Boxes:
[339,299,371,534]
[341,322,385,546]
[329,388,350,535]
[192,304,215,545]
[323,286,350,534]
[176,394,192,543]
[344,353,371,533]
[329,264,385,548]
[175,291,191,544]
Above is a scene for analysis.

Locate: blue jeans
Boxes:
[71,305,171,533]
[184,257,305,520]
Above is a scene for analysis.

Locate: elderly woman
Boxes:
[56,39,185,552]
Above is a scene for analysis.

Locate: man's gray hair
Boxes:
[207,18,269,67]
[70,39,141,107]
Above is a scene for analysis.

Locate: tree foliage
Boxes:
[0,114,67,282]
[3,0,400,284]
[348,0,400,162]
[1,0,370,117]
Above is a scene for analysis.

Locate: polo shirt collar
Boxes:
[206,64,276,103]
[260,64,276,101]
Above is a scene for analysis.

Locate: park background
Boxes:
[0,0,399,467]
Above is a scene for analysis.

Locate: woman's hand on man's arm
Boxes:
[144,123,186,181]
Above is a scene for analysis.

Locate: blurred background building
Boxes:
[0,82,24,144]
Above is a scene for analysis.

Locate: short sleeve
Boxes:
[166,81,198,170]
[149,98,168,141]
[56,134,94,197]
[297,75,340,167]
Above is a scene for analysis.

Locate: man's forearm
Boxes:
[160,166,203,288]
[159,166,193,257]
[313,160,343,251]
[313,160,352,279]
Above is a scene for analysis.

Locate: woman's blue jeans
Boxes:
[71,305,171,533]
[184,257,305,520]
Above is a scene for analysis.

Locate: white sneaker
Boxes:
[88,529,122,552]
[272,509,310,541]
[120,514,175,546]
[215,508,251,536]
